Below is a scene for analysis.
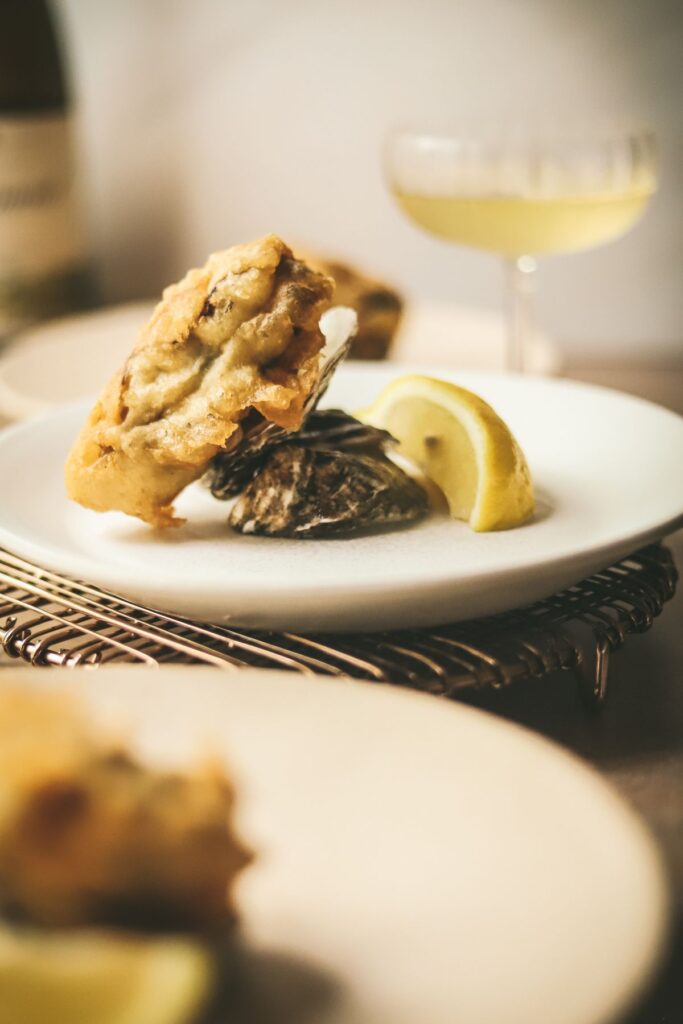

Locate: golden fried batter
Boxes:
[0,688,251,932]
[305,254,403,359]
[65,236,333,526]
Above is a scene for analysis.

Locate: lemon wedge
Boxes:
[359,375,534,531]
[0,928,212,1024]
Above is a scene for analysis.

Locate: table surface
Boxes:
[1,359,681,1022]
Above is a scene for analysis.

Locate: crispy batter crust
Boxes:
[65,236,333,526]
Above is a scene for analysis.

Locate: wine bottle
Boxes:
[0,0,95,343]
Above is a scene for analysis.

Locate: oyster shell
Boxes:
[289,408,394,454]
[208,409,394,499]
[228,445,429,538]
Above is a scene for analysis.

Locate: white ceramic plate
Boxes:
[0,369,682,631]
[0,303,154,421]
[6,667,667,1024]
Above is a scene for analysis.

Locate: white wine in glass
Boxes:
[386,128,657,372]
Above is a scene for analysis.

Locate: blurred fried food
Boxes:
[0,688,251,933]
[308,256,403,359]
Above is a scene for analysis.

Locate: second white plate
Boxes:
[3,667,667,1024]
[0,368,681,630]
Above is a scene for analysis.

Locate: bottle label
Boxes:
[0,113,85,281]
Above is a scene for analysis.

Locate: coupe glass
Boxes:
[385,125,657,372]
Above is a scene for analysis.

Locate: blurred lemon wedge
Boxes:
[0,928,212,1024]
[359,375,534,531]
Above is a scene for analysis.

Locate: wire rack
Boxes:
[0,544,677,707]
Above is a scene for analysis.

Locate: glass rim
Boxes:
[384,120,657,149]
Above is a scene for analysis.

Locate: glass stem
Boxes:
[505,255,537,374]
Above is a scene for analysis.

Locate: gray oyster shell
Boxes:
[228,445,429,539]
[208,409,394,499]
[284,408,394,455]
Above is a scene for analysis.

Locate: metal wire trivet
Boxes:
[0,544,677,707]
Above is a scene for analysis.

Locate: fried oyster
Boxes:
[0,688,251,933]
[313,257,403,359]
[65,236,333,527]
[204,307,357,500]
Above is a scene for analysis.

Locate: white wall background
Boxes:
[57,0,683,360]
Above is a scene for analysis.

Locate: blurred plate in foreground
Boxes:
[3,667,667,1024]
